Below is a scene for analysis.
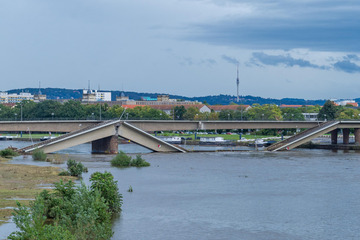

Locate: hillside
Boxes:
[7,88,327,106]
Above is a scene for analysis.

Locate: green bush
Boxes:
[0,148,19,158]
[111,151,132,167]
[66,159,87,177]
[90,171,123,214]
[32,149,47,161]
[130,154,150,167]
[9,176,121,240]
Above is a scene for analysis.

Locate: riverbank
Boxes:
[0,157,75,226]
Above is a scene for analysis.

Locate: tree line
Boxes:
[0,100,357,121]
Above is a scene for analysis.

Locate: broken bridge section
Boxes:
[17,120,186,154]
[266,121,340,152]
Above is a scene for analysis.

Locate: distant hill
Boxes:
[7,88,327,106]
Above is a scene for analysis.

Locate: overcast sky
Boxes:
[1,0,359,100]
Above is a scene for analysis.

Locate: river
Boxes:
[1,141,360,240]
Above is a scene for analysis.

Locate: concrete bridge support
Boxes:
[331,129,338,144]
[354,129,360,145]
[343,129,350,144]
[92,135,118,154]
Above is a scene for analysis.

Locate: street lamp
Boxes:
[261,113,264,120]
[14,113,17,121]
[91,112,94,120]
[228,113,230,120]
[52,112,54,120]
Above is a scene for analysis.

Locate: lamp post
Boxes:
[91,112,94,120]
[14,113,17,121]
[51,112,54,120]
[228,113,230,120]
[99,104,102,121]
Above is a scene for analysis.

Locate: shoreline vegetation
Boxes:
[1,147,122,239]
[0,156,76,226]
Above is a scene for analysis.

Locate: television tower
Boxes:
[236,64,239,102]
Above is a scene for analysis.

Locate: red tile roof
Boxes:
[345,102,359,107]
[279,104,314,108]
[209,105,250,111]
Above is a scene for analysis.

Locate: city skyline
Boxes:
[0,0,359,100]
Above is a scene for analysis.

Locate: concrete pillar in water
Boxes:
[92,135,118,154]
[331,129,338,145]
[354,129,360,145]
[343,128,350,144]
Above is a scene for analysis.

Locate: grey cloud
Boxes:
[334,60,360,73]
[221,55,239,65]
[185,0,360,51]
[251,52,327,69]
[345,54,360,61]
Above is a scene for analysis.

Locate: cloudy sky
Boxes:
[1,0,359,100]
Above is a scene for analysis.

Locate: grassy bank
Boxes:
[0,157,75,226]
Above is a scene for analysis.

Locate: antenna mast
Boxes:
[236,64,240,102]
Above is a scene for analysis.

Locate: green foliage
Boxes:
[0,148,19,158]
[9,177,117,240]
[111,152,150,168]
[90,172,123,214]
[131,154,150,167]
[59,159,88,177]
[246,104,283,120]
[338,107,360,120]
[318,100,340,120]
[67,159,87,177]
[32,149,47,161]
[281,108,305,121]
[111,151,132,167]
[173,105,186,120]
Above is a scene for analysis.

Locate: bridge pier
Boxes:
[91,135,118,154]
[331,129,338,144]
[354,129,360,145]
[343,128,350,144]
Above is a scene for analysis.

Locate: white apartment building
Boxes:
[0,92,34,103]
[82,90,111,102]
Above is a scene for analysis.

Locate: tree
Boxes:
[246,104,283,120]
[172,106,186,120]
[281,108,305,121]
[318,100,339,120]
[338,107,360,120]
[183,107,200,120]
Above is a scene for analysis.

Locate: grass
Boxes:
[3,133,62,139]
[0,158,76,226]
[155,133,276,141]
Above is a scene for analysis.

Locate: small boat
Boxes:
[157,136,182,144]
[199,137,230,145]
[249,139,267,148]
[40,136,56,141]
[0,136,13,141]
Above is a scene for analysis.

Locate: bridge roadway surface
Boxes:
[0,120,328,133]
[3,120,360,153]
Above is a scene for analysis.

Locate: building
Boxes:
[0,92,34,103]
[122,104,211,115]
[335,100,358,107]
[82,89,111,102]
[116,93,201,106]
[302,113,318,121]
